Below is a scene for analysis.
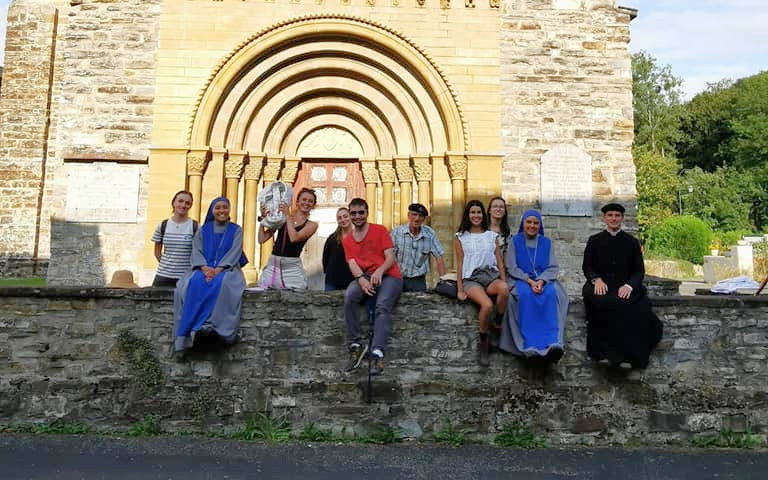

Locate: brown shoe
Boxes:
[477,333,490,367]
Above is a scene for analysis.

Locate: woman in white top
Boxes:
[454,199,508,367]
[151,190,197,287]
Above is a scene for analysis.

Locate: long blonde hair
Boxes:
[335,207,350,245]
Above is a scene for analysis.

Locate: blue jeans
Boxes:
[343,275,403,354]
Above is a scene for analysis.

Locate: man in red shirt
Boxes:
[342,197,403,376]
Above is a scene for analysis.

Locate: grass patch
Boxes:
[126,415,163,437]
[494,421,548,449]
[297,423,343,443]
[690,429,763,449]
[431,418,472,447]
[0,277,46,287]
[358,424,401,445]
[2,420,92,435]
[230,413,292,443]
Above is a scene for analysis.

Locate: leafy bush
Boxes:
[711,230,753,252]
[431,418,473,447]
[231,413,292,443]
[645,215,713,264]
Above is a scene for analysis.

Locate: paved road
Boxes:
[1,434,767,479]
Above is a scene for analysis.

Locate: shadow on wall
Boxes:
[46,219,105,287]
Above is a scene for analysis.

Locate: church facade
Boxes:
[0,0,636,288]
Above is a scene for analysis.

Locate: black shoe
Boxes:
[172,350,187,363]
[370,355,385,376]
[617,362,633,371]
[477,333,490,368]
[344,344,368,372]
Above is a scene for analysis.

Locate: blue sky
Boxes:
[0,0,766,99]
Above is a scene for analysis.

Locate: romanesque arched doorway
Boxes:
[183,15,470,285]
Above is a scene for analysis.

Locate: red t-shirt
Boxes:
[342,223,402,279]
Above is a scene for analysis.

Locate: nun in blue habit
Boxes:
[173,197,246,354]
[500,210,568,363]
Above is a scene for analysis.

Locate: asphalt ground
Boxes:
[1,434,767,480]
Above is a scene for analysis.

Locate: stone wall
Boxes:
[1,289,766,446]
[500,0,635,291]
[0,0,58,277]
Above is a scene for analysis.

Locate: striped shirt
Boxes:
[390,224,445,278]
[151,219,194,279]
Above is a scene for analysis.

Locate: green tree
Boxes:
[632,51,683,156]
[634,148,680,235]
[726,71,768,170]
[677,79,736,171]
[681,167,765,231]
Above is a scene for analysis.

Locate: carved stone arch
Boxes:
[278,115,382,158]
[188,15,468,152]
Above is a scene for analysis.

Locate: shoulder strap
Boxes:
[160,219,168,244]
[192,220,199,235]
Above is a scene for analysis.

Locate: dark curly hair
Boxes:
[457,200,488,234]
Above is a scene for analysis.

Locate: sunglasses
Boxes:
[349,210,367,216]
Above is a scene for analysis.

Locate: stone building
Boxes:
[0,0,636,289]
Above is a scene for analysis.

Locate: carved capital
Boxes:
[225,154,246,179]
[489,0,499,7]
[416,0,425,5]
[377,159,397,184]
[186,150,210,176]
[243,155,264,181]
[412,156,432,182]
[394,157,414,183]
[440,0,450,9]
[446,153,467,181]
[465,0,475,7]
[361,160,379,184]
[280,158,300,184]
[263,157,283,183]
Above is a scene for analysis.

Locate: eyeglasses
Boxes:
[349,210,367,216]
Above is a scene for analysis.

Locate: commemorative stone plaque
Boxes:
[65,162,141,223]
[540,144,592,216]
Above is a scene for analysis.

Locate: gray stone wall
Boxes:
[1,289,766,446]
[500,0,635,292]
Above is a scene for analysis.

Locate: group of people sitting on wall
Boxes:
[152,189,663,374]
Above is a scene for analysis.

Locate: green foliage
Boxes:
[494,421,547,449]
[681,167,765,231]
[632,51,683,156]
[2,420,92,435]
[117,330,163,395]
[690,429,763,449]
[297,423,343,443]
[725,72,768,170]
[126,415,163,437]
[431,418,472,447]
[645,216,712,265]
[359,424,401,445]
[231,413,292,443]
[711,230,754,252]
[754,241,768,280]
[634,148,680,234]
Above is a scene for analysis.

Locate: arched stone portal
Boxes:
[152,15,477,284]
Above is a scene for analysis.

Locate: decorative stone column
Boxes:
[446,152,467,234]
[395,156,414,225]
[260,156,283,267]
[242,153,264,286]
[412,155,432,211]
[281,156,300,185]
[377,158,396,230]
[186,148,211,221]
[360,158,379,217]
[225,151,246,221]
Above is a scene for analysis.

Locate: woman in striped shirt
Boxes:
[151,190,197,287]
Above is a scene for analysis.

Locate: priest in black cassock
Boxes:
[582,203,663,370]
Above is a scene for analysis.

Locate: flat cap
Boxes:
[601,203,626,214]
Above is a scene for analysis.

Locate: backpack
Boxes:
[159,219,199,244]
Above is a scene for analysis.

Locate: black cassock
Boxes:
[582,230,663,368]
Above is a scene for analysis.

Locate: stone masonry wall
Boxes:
[1,289,766,446]
[500,0,635,292]
[42,0,161,285]
[0,0,57,277]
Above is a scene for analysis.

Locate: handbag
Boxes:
[467,266,499,288]
[434,279,458,298]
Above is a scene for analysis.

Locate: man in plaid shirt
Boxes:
[390,203,447,292]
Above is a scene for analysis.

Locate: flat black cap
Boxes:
[601,203,626,214]
[408,203,429,216]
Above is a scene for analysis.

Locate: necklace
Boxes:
[525,236,539,276]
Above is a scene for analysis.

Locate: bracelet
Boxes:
[355,274,364,280]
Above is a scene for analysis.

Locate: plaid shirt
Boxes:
[390,224,445,278]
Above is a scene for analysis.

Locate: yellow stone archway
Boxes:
[145,14,492,282]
